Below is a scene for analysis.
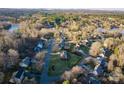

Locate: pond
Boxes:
[8,24,19,32]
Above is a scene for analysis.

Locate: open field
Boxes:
[48,53,82,76]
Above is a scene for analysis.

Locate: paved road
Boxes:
[40,38,60,84]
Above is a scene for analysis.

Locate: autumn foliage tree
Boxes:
[89,42,102,57]
[103,38,115,50]
[114,44,124,67]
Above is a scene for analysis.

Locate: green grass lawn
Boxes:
[48,53,82,76]
[80,45,89,54]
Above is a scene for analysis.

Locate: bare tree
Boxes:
[35,51,47,61]
[0,72,4,83]
[7,49,19,67]
[0,52,6,68]
[108,54,118,71]
[71,65,84,75]
[61,71,74,80]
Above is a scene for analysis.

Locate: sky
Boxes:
[0,0,124,9]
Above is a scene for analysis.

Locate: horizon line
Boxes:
[0,8,124,11]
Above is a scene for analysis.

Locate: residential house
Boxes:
[9,68,25,84]
[93,57,107,76]
[74,48,86,56]
[34,41,44,53]
[60,51,69,60]
[19,57,31,68]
